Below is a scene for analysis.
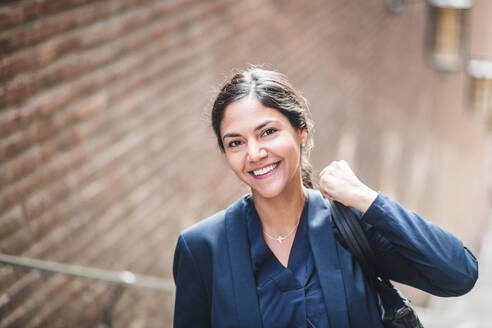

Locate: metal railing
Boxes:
[0,253,175,327]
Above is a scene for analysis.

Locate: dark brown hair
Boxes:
[211,67,315,188]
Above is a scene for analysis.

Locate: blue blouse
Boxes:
[245,195,329,328]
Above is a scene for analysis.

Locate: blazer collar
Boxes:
[225,196,263,328]
[225,189,350,328]
[306,188,350,328]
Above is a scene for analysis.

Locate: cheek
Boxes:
[226,153,244,174]
[275,138,301,161]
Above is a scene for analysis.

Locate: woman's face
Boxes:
[220,95,306,199]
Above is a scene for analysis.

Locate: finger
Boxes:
[339,160,352,171]
[318,172,332,187]
[339,160,359,179]
[319,161,337,176]
[320,190,333,200]
[319,165,331,177]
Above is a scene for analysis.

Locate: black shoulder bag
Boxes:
[329,200,424,328]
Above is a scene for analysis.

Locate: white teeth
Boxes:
[253,163,278,176]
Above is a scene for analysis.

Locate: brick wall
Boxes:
[0,0,489,326]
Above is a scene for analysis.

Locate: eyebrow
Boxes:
[222,120,276,140]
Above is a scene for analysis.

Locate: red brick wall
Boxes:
[0,0,489,326]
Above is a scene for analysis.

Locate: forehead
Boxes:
[220,96,289,134]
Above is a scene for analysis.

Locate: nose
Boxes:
[246,140,267,162]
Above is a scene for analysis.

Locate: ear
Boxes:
[299,128,308,146]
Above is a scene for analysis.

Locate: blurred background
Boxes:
[0,0,491,326]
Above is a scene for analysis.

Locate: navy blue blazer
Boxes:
[173,189,478,327]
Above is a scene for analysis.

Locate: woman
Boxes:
[172,68,478,327]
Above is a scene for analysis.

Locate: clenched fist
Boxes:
[318,160,378,213]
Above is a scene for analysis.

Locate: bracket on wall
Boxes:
[468,60,492,127]
[425,0,472,72]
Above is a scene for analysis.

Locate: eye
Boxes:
[262,128,277,136]
[227,140,242,148]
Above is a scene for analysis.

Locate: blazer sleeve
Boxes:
[357,193,478,297]
[173,234,211,328]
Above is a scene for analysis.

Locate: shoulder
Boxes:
[173,209,227,278]
[180,208,227,245]
[178,193,250,248]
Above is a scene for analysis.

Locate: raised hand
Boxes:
[318,160,378,213]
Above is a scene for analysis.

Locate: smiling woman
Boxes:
[220,97,306,201]
[172,67,478,328]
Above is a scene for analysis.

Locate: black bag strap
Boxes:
[329,200,379,282]
[329,200,424,327]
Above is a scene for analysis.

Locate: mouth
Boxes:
[249,161,281,179]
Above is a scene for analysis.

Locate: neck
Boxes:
[252,176,307,236]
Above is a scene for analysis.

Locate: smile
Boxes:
[249,161,281,178]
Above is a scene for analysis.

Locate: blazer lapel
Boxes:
[225,197,262,328]
[306,189,350,328]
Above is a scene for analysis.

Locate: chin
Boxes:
[253,189,280,199]
[250,182,286,199]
